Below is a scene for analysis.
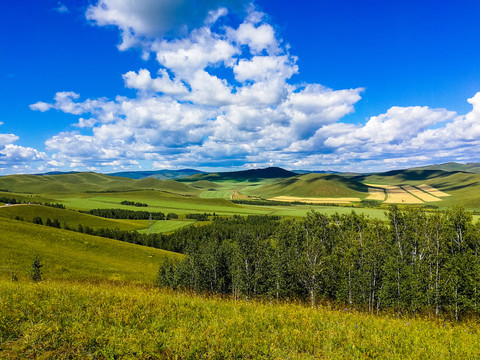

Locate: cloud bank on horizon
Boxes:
[2,0,480,174]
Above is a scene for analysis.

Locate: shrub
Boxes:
[30,256,43,283]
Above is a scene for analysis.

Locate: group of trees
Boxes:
[157,207,480,320]
[84,208,166,220]
[32,216,61,228]
[120,200,148,207]
[0,196,64,209]
[185,213,212,221]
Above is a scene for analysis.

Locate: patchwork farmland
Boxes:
[366,183,449,204]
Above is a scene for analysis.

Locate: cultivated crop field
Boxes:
[269,195,361,204]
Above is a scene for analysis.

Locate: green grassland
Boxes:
[2,278,480,359]
[3,169,480,226]
[0,217,179,283]
[137,219,196,234]
[271,205,389,219]
[2,171,480,358]
[58,191,273,216]
[0,204,148,231]
[245,173,370,199]
[0,172,200,195]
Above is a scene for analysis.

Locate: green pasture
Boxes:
[2,279,480,359]
[0,217,180,283]
[137,219,196,234]
[182,179,274,199]
[244,173,369,199]
[57,192,272,216]
[0,204,148,231]
[269,205,389,220]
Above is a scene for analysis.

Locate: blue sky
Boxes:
[1,0,480,174]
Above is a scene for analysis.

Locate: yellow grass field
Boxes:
[367,187,386,201]
[269,196,361,204]
[365,183,451,204]
[375,185,423,204]
[401,185,441,202]
[417,184,451,197]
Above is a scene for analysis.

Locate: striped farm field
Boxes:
[401,185,441,202]
[416,184,451,197]
[367,187,386,201]
[369,185,423,204]
[269,196,361,204]
[364,183,451,204]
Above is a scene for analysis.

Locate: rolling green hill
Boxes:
[0,204,148,231]
[184,167,297,182]
[0,217,180,283]
[0,172,201,196]
[353,169,459,185]
[411,162,480,174]
[245,173,370,199]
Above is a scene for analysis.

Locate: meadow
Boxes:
[2,278,480,359]
[0,217,179,283]
[3,169,480,358]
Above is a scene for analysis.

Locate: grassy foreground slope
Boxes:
[1,280,480,359]
[0,217,179,283]
[1,216,480,358]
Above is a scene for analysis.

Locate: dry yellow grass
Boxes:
[269,196,361,204]
[230,191,250,200]
[417,184,451,197]
[401,185,442,202]
[367,187,386,201]
[382,186,424,204]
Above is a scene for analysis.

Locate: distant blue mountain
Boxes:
[292,170,342,174]
[180,167,297,181]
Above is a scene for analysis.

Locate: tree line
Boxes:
[156,206,480,320]
[0,196,65,209]
[83,208,166,220]
[120,200,148,207]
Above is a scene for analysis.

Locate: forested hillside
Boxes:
[157,207,480,320]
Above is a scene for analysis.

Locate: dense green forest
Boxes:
[156,206,480,320]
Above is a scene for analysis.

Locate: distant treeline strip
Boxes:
[231,199,305,206]
[120,200,148,207]
[0,196,65,209]
[83,208,165,220]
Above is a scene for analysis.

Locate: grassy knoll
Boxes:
[137,219,196,234]
[179,179,275,199]
[0,217,179,283]
[0,172,201,196]
[245,173,369,199]
[1,280,480,359]
[0,204,148,231]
